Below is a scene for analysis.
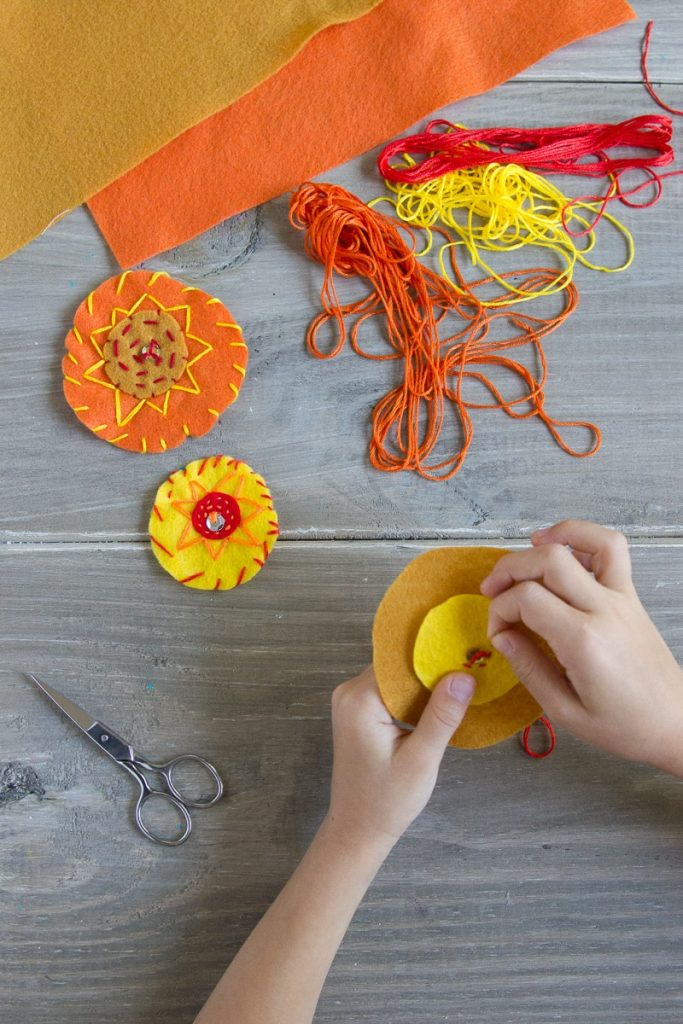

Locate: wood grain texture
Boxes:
[1,5,682,1021]
[0,541,682,1024]
[1,80,682,541]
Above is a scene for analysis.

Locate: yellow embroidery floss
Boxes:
[378,155,634,306]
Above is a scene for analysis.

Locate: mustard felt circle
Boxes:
[149,455,279,590]
[413,594,518,706]
[372,547,543,749]
[103,309,188,398]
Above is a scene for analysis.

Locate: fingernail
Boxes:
[446,673,476,702]
[532,527,550,540]
[491,632,513,655]
[479,574,492,594]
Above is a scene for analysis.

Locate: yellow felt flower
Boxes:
[149,456,278,590]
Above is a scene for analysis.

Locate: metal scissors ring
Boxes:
[121,753,223,846]
[28,675,223,846]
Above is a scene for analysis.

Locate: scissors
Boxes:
[28,674,223,846]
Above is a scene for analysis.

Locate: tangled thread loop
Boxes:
[378,157,634,305]
[289,182,600,482]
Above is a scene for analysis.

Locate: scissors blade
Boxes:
[27,674,136,765]
[27,674,98,733]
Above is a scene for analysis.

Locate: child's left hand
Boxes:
[324,667,475,851]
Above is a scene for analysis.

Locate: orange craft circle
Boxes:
[62,270,248,453]
[372,547,543,749]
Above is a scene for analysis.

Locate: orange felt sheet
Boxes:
[89,0,635,267]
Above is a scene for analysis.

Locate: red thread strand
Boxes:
[641,21,683,117]
[378,114,675,185]
[179,571,204,584]
[521,716,556,759]
[289,182,600,482]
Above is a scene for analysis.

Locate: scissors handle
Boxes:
[135,788,193,847]
[138,753,224,809]
[121,754,223,846]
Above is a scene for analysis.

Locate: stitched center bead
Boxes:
[464,648,491,669]
[103,310,188,398]
[192,492,241,540]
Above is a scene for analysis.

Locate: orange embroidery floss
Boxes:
[289,182,600,481]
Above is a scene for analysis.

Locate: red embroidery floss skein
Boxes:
[378,114,676,185]
[289,182,600,482]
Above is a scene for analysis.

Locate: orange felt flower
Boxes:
[62,270,248,453]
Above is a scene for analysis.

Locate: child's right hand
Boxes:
[480,520,683,776]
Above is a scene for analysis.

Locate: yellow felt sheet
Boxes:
[0,0,381,260]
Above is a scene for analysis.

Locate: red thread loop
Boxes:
[378,113,683,230]
[520,716,556,759]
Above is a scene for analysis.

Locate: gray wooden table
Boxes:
[2,4,682,1021]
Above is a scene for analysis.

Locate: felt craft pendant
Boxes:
[149,455,279,590]
[373,547,543,748]
[62,270,248,453]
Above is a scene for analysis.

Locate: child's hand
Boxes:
[325,667,474,850]
[480,520,683,775]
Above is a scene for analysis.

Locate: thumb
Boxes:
[490,629,580,720]
[409,673,476,759]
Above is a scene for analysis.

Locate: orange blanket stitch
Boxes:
[89,0,635,267]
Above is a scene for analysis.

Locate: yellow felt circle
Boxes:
[149,455,279,590]
[413,594,518,706]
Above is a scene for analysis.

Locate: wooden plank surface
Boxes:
[1,541,682,1024]
[1,77,682,541]
[516,0,683,82]
[2,2,682,1022]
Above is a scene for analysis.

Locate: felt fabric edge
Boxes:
[87,0,636,267]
